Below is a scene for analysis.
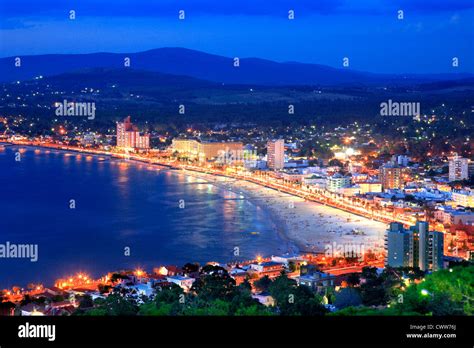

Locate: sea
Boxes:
[0,145,290,288]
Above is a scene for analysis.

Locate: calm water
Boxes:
[0,146,289,288]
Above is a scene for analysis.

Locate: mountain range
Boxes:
[1,47,472,86]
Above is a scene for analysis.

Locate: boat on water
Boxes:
[250,231,260,235]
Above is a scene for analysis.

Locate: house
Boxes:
[297,272,335,294]
[248,262,284,279]
[252,292,275,307]
[154,265,182,277]
[249,261,284,273]
[166,275,195,290]
[19,303,46,316]
[229,268,248,286]
[130,283,154,297]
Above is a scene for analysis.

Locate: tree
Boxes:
[254,276,272,293]
[269,274,326,315]
[182,262,200,274]
[359,267,388,306]
[78,295,94,309]
[346,273,360,287]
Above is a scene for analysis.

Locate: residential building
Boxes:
[385,221,444,271]
[451,189,474,208]
[326,173,351,192]
[358,181,382,194]
[449,155,469,182]
[379,163,403,190]
[434,206,474,225]
[296,272,335,294]
[166,275,195,290]
[267,139,285,170]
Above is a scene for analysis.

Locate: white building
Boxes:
[452,189,474,208]
[326,173,351,192]
[449,155,469,182]
[166,275,195,290]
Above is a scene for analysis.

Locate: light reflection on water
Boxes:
[0,147,290,288]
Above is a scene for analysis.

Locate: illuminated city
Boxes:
[0,0,473,346]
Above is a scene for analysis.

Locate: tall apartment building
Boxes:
[449,155,469,182]
[267,139,285,170]
[379,163,403,190]
[385,221,444,271]
[116,116,150,150]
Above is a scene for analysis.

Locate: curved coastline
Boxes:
[8,144,386,256]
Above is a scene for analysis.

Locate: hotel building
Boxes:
[171,138,243,162]
[116,116,150,150]
[267,139,285,170]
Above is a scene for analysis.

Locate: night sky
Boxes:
[0,0,473,73]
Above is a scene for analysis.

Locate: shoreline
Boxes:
[170,169,300,256]
[7,143,387,255]
[172,168,386,254]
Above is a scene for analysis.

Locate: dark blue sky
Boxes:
[1,0,473,73]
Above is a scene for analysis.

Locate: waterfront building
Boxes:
[267,139,285,170]
[326,173,352,192]
[171,138,200,158]
[116,116,150,150]
[385,222,444,271]
[171,138,243,162]
[358,181,382,194]
[199,141,243,162]
[303,174,327,188]
[449,155,469,182]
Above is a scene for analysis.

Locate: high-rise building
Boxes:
[379,163,403,190]
[385,222,410,268]
[449,155,469,182]
[267,139,285,170]
[116,116,150,150]
[385,222,444,271]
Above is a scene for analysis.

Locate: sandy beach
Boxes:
[173,169,387,255]
[13,143,387,255]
